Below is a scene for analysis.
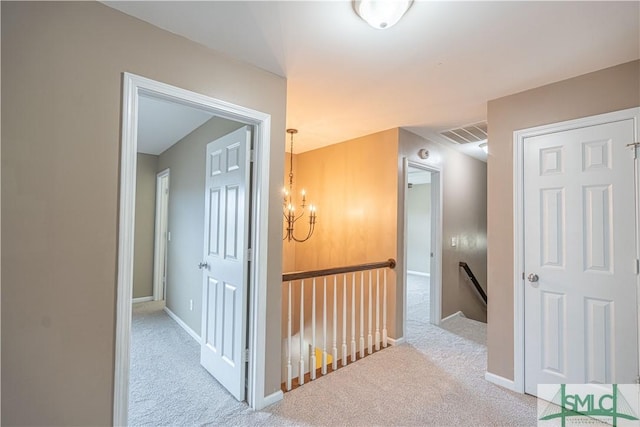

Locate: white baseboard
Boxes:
[164,307,200,343]
[407,270,430,277]
[387,336,405,346]
[260,390,283,408]
[441,310,465,322]
[132,296,153,304]
[485,372,517,392]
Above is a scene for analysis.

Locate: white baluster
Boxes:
[342,274,348,367]
[332,276,338,371]
[351,273,356,362]
[299,279,305,386]
[322,277,328,375]
[286,281,292,391]
[383,268,388,348]
[310,278,316,380]
[375,269,380,351]
[359,272,365,359]
[368,270,373,355]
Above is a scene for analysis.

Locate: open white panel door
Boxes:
[200,126,251,401]
[523,118,639,394]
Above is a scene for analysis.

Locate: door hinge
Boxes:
[247,248,253,262]
[243,348,250,363]
[249,149,255,162]
[636,375,640,385]
[635,259,639,275]
[626,142,640,159]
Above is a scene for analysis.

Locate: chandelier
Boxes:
[283,129,317,242]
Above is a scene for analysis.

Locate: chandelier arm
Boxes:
[293,209,306,222]
[292,224,313,243]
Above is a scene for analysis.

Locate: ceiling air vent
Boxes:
[440,121,488,144]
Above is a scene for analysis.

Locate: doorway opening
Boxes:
[406,166,434,325]
[152,169,170,301]
[402,159,443,339]
[115,73,274,426]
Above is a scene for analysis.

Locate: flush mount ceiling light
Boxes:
[479,141,488,154]
[353,0,414,29]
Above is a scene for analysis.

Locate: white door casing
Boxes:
[521,114,639,394]
[200,126,252,401]
[115,73,275,426]
[402,159,443,340]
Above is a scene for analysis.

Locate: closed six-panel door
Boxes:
[524,119,638,394]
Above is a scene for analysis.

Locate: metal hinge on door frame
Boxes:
[249,149,255,163]
[626,142,640,159]
[243,348,250,363]
[247,248,253,262]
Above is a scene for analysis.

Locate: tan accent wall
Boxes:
[397,129,488,333]
[486,60,640,381]
[133,153,159,299]
[287,129,400,335]
[1,2,286,425]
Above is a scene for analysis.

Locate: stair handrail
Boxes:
[283,258,396,282]
[458,261,487,305]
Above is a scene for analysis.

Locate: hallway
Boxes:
[128,275,535,426]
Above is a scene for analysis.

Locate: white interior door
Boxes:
[200,126,251,401]
[524,118,639,394]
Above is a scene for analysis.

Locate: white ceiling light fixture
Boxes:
[479,141,488,153]
[353,0,414,29]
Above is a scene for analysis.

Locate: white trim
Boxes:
[512,107,640,395]
[164,307,200,343]
[152,168,170,302]
[440,310,465,322]
[247,109,273,411]
[132,296,153,304]
[387,336,405,346]
[484,372,517,392]
[407,270,430,277]
[114,73,274,425]
[261,390,284,408]
[114,73,138,427]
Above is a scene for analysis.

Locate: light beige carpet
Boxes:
[129,277,536,426]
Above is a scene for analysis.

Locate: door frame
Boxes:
[114,72,273,425]
[402,158,443,336]
[152,168,170,301]
[512,107,640,393]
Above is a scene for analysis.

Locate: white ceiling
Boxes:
[107,1,640,160]
[137,94,214,155]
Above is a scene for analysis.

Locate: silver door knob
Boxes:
[527,273,539,283]
[198,262,209,269]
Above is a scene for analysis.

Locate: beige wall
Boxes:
[486,60,640,381]
[1,2,286,425]
[158,117,244,334]
[133,153,159,299]
[398,129,488,331]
